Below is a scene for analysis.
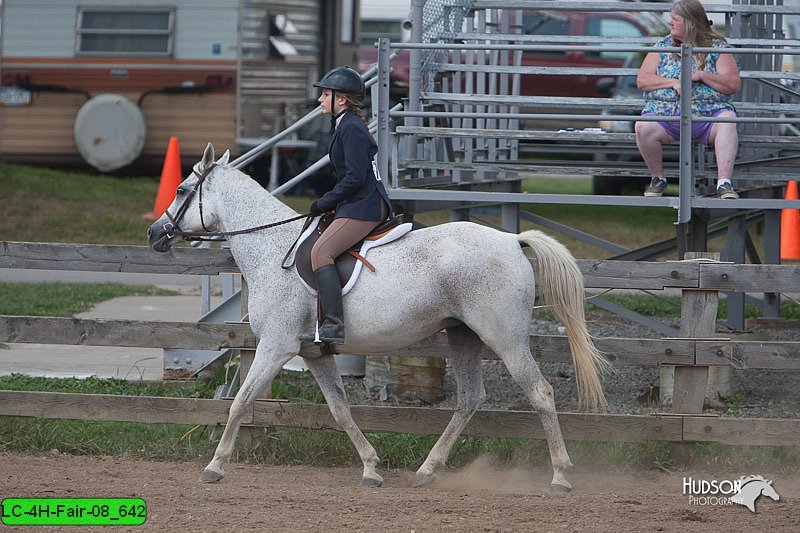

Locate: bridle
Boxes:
[161,162,309,242]
[162,163,215,240]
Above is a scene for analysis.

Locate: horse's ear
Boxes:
[201,143,215,170]
[218,149,231,166]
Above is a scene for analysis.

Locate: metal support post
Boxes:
[677,44,694,225]
[377,38,392,190]
[721,216,747,331]
[501,181,521,233]
[201,240,212,316]
[763,206,782,318]
[405,0,424,161]
[677,218,708,258]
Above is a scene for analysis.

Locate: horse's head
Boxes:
[147,143,229,252]
[734,475,781,511]
[760,480,780,502]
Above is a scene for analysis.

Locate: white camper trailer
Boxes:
[0,0,358,172]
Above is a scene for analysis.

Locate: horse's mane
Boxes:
[739,474,769,485]
[209,160,297,214]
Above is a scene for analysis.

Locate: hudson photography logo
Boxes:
[682,475,780,512]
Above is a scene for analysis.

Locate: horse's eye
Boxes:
[176,187,185,196]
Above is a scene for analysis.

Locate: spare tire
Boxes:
[73,93,146,171]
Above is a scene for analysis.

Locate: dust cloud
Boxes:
[427,456,548,493]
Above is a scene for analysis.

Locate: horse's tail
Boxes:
[518,229,611,411]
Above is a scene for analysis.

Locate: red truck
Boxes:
[359,9,667,101]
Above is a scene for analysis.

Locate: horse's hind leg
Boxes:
[492,341,573,492]
[200,342,292,483]
[304,355,383,487]
[412,324,486,488]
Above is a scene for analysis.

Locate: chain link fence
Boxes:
[420,0,476,90]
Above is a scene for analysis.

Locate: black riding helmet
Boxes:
[314,65,365,99]
[315,66,365,131]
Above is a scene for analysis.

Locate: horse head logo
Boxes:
[730,475,780,513]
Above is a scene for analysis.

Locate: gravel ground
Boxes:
[340,310,800,419]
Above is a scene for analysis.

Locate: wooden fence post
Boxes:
[660,252,720,413]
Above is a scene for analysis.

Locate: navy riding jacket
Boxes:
[315,110,391,221]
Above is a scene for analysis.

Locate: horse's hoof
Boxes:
[360,474,383,487]
[199,469,224,483]
[411,471,433,488]
[550,483,571,494]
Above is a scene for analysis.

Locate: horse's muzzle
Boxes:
[147,220,177,253]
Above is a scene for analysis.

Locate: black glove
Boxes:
[309,201,323,217]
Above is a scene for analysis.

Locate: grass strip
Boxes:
[0,283,179,317]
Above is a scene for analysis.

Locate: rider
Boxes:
[299,66,392,345]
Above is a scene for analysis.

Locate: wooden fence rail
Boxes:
[2,316,800,370]
[5,242,800,292]
[1,391,798,446]
[1,241,799,446]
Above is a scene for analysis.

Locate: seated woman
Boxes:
[635,0,741,199]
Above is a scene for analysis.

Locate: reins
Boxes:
[161,162,311,242]
[167,213,310,241]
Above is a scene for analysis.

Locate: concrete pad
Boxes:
[77,295,216,322]
[0,295,221,381]
[0,344,164,381]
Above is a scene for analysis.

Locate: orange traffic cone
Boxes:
[781,180,800,260]
[142,137,183,221]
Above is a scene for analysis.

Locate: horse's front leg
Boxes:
[304,355,383,487]
[200,341,295,483]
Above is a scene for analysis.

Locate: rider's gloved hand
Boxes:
[309,201,324,217]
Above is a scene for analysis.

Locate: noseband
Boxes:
[161,162,310,242]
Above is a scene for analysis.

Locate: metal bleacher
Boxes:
[369,0,800,330]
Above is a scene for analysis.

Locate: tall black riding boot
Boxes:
[298,265,345,344]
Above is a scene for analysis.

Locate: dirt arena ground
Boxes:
[1,452,797,532]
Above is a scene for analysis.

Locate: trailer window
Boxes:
[267,13,299,59]
[77,9,174,56]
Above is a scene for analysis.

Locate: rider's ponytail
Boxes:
[341,94,376,143]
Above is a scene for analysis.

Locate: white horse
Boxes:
[147,144,609,492]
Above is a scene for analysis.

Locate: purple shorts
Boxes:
[643,109,732,146]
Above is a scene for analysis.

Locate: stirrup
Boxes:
[318,334,345,345]
[298,322,323,344]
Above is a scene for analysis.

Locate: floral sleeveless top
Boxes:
[642,36,737,116]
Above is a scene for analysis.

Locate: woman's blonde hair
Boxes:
[670,0,727,63]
